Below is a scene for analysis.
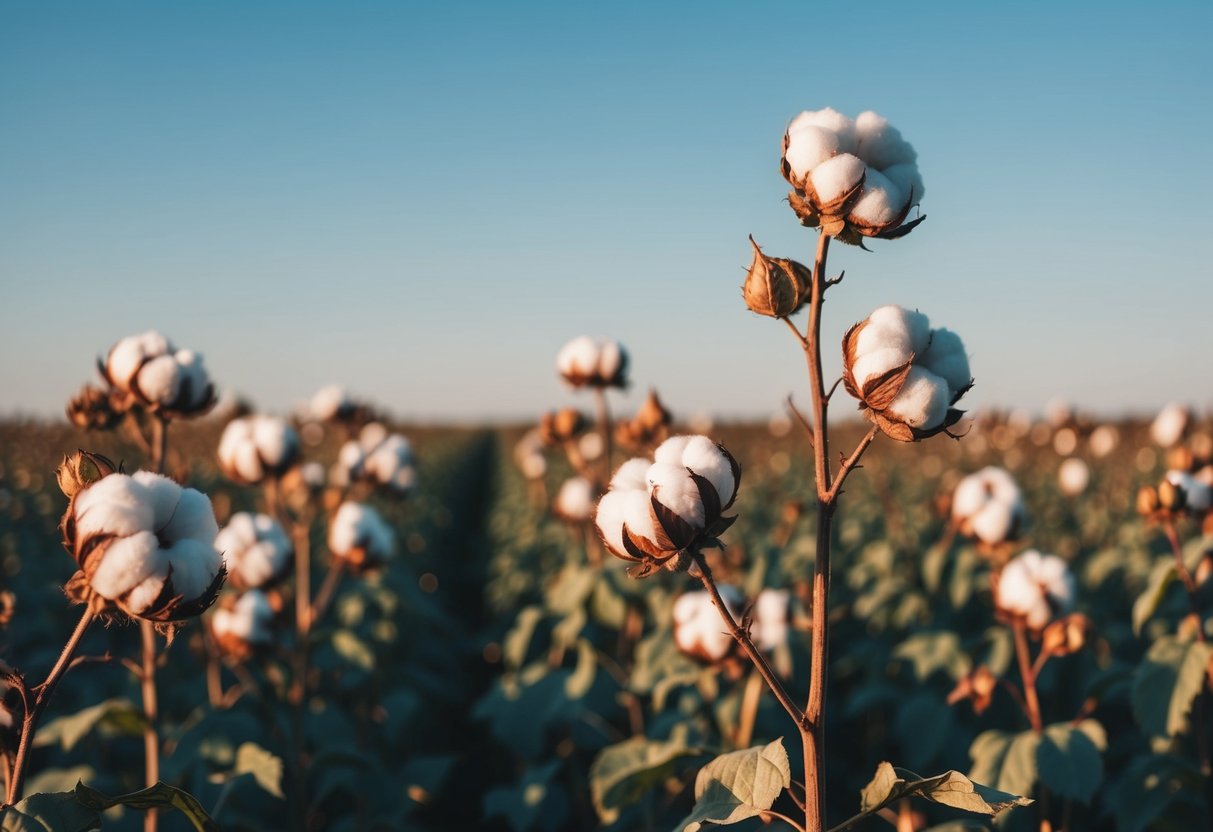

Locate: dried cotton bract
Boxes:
[996,550,1076,631]
[781,108,925,244]
[328,501,395,573]
[218,415,301,484]
[952,467,1025,546]
[214,512,292,590]
[594,436,740,576]
[843,305,972,441]
[556,337,628,389]
[99,331,215,417]
[61,469,225,621]
[211,590,275,660]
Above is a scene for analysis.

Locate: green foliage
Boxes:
[1131,635,1213,739]
[589,726,704,824]
[859,761,1032,819]
[34,699,144,753]
[0,782,216,832]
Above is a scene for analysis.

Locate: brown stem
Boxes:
[593,387,614,481]
[825,427,880,503]
[1012,619,1043,732]
[149,416,168,476]
[6,610,95,804]
[287,506,313,832]
[140,621,160,832]
[694,555,805,728]
[735,669,764,749]
[309,560,346,629]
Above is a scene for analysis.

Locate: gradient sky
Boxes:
[3,1,1211,423]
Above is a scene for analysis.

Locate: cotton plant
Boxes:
[587,106,1031,832]
[555,336,629,480]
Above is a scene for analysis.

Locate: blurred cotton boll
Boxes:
[673,587,743,662]
[334,423,416,495]
[843,305,972,441]
[553,477,595,523]
[1151,403,1190,448]
[218,415,301,485]
[752,588,792,652]
[62,470,225,621]
[329,501,395,573]
[214,512,292,591]
[309,385,355,422]
[952,467,1025,546]
[100,331,215,417]
[1088,425,1120,458]
[1058,458,1090,497]
[211,590,275,660]
[1163,470,1213,514]
[781,108,924,244]
[996,550,1076,631]
[594,436,741,576]
[555,337,628,389]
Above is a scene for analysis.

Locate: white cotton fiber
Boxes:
[784,125,840,180]
[89,531,161,598]
[918,329,971,395]
[74,476,155,539]
[647,462,705,529]
[788,108,857,153]
[860,306,932,355]
[598,340,624,380]
[555,477,595,522]
[809,154,865,205]
[854,111,917,170]
[619,488,660,545]
[882,163,925,203]
[107,332,171,389]
[136,355,181,404]
[594,490,629,555]
[680,436,736,507]
[557,336,599,377]
[885,366,949,429]
[970,503,1017,545]
[753,588,790,652]
[847,168,905,227]
[850,346,912,391]
[611,457,652,492]
[653,436,693,466]
[1151,403,1189,448]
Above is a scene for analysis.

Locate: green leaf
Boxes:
[1132,559,1177,636]
[589,727,703,824]
[34,699,145,752]
[503,606,545,672]
[1132,635,1213,739]
[72,782,217,832]
[677,738,791,831]
[330,629,375,671]
[234,742,285,799]
[968,729,1040,799]
[564,638,597,699]
[0,792,98,832]
[893,632,970,682]
[857,762,1032,822]
[1036,721,1104,804]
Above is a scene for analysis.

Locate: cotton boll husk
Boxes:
[753,589,791,652]
[809,154,865,205]
[136,355,182,405]
[654,436,693,466]
[847,168,906,227]
[647,463,705,529]
[882,163,925,204]
[555,477,595,522]
[1152,403,1189,448]
[854,111,917,170]
[611,458,652,492]
[885,367,950,429]
[1058,458,1090,496]
[919,329,971,396]
[784,125,840,180]
[858,306,932,356]
[89,532,162,598]
[679,436,736,507]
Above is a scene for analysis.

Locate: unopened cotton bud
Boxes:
[56,451,118,500]
[539,408,588,445]
[741,237,811,319]
[1042,613,1090,657]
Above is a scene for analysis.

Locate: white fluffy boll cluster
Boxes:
[594,435,739,575]
[843,305,972,440]
[672,586,792,663]
[328,501,396,572]
[214,512,292,590]
[782,108,924,241]
[553,477,595,523]
[218,415,301,484]
[996,550,1076,630]
[556,337,628,389]
[211,590,275,656]
[101,331,214,415]
[952,466,1026,545]
[68,471,224,620]
[333,423,415,494]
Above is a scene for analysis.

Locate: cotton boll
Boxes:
[310,385,351,421]
[136,355,182,405]
[997,550,1075,629]
[952,467,1024,544]
[1151,403,1189,448]
[328,502,395,567]
[788,108,857,154]
[598,340,625,380]
[1165,470,1213,512]
[554,477,595,522]
[1088,425,1119,458]
[107,332,171,389]
[847,168,906,228]
[854,111,917,170]
[1058,458,1090,496]
[753,589,791,652]
[784,125,840,180]
[73,476,155,539]
[859,306,932,356]
[882,163,925,204]
[647,463,705,530]
[594,490,631,556]
[654,436,693,466]
[850,346,914,390]
[611,458,652,492]
[673,588,742,662]
[885,367,950,430]
[519,453,546,480]
[809,154,866,205]
[557,336,599,377]
[970,503,1017,545]
[919,329,971,396]
[679,436,737,507]
[174,350,211,408]
[252,417,295,468]
[216,513,291,590]
[89,532,162,599]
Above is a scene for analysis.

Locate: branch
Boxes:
[785,396,815,449]
[825,426,880,504]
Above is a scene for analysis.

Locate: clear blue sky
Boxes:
[3,1,1210,422]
